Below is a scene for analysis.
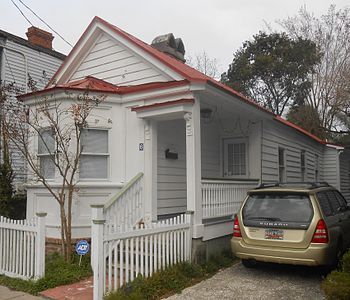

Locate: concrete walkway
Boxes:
[0,285,44,300]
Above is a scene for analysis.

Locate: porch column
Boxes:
[184,104,203,238]
[144,119,158,222]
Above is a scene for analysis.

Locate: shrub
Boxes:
[105,251,236,300]
[341,250,350,274]
[321,271,350,300]
[0,252,92,295]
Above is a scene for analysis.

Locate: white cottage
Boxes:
[20,17,350,254]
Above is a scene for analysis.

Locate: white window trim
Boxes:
[278,147,286,183]
[37,129,56,180]
[222,137,249,178]
[79,128,110,181]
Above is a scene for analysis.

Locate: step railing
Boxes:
[104,172,144,229]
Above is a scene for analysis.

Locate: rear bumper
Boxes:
[231,237,333,266]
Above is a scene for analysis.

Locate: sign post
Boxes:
[75,240,90,266]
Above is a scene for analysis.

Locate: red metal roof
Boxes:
[19,77,190,99]
[131,98,195,112]
[42,17,337,147]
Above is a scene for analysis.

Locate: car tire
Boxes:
[241,259,257,268]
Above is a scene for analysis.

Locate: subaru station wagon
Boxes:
[231,183,350,268]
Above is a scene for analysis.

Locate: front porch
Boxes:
[132,88,265,240]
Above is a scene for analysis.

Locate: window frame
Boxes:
[223,137,248,178]
[79,128,110,181]
[278,147,285,183]
[37,129,56,180]
[300,150,306,182]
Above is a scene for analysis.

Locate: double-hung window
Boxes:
[38,130,55,179]
[223,138,247,177]
[301,150,306,182]
[80,129,109,179]
[278,147,285,182]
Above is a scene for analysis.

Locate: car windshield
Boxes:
[243,193,313,223]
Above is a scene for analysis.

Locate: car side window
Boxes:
[316,192,333,217]
[333,191,348,211]
[326,191,342,215]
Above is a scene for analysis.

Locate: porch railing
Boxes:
[104,172,144,228]
[202,179,259,219]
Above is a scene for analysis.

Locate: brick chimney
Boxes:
[26,26,54,49]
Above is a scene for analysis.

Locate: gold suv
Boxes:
[231,183,350,267]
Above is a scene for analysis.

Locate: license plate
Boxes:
[265,229,284,240]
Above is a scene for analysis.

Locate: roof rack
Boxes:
[255,182,330,190]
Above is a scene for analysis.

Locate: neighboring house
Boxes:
[0,27,65,185]
[20,17,350,250]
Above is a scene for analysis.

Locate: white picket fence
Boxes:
[104,172,144,228]
[0,213,46,280]
[91,206,192,300]
[201,179,259,219]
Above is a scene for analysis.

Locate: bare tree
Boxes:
[0,83,105,261]
[186,50,221,79]
[279,5,350,133]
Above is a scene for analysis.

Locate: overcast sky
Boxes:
[1,0,349,74]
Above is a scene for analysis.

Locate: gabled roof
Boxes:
[42,17,340,148]
[18,76,189,99]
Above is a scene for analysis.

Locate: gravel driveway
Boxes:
[166,262,325,300]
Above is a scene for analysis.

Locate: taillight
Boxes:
[311,219,329,243]
[233,216,242,238]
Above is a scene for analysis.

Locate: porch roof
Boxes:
[18,77,190,99]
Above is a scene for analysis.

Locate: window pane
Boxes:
[38,130,54,154]
[80,155,108,179]
[40,156,55,179]
[81,129,108,153]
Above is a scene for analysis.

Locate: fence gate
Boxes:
[91,206,192,300]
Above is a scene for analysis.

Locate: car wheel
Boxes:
[241,259,257,268]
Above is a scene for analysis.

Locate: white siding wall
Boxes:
[157,119,187,216]
[323,147,340,189]
[339,150,350,201]
[1,39,64,184]
[70,33,169,86]
[201,122,221,178]
[262,120,324,183]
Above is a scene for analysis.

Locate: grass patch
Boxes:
[0,252,92,295]
[105,250,237,300]
[321,249,350,300]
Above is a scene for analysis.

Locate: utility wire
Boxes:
[12,0,73,48]
[10,0,34,27]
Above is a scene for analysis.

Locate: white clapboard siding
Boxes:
[201,123,221,178]
[2,39,64,184]
[91,209,192,299]
[339,151,350,202]
[0,214,46,280]
[323,147,340,189]
[262,120,324,183]
[70,33,169,86]
[157,120,187,216]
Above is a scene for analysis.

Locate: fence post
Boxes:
[35,212,47,279]
[186,211,194,261]
[91,205,105,300]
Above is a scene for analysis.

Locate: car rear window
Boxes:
[242,193,313,229]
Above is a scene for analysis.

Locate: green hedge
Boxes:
[322,250,350,300]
